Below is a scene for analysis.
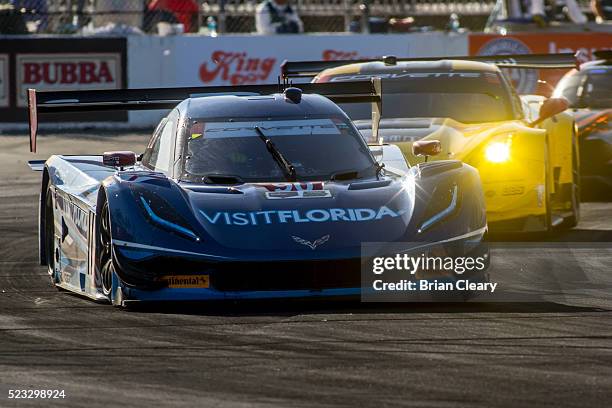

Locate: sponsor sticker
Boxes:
[202,119,340,138]
[257,182,332,199]
[199,206,401,226]
[162,275,210,289]
[265,190,332,200]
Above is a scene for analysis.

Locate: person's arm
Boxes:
[564,0,588,23]
[591,0,605,22]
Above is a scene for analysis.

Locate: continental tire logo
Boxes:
[162,275,210,289]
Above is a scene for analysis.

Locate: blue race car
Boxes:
[27,80,488,306]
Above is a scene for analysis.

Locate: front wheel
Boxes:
[44,186,58,281]
[97,200,116,299]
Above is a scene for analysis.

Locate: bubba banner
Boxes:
[0,38,126,122]
[469,32,612,95]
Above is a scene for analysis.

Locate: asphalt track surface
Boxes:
[1,133,611,407]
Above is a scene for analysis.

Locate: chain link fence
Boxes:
[0,0,595,34]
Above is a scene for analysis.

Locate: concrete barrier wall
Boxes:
[2,31,610,130]
[126,33,468,127]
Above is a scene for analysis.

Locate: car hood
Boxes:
[355,117,521,162]
[181,179,416,253]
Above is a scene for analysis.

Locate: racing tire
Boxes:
[44,186,58,282]
[97,200,116,300]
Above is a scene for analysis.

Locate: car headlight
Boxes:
[139,197,200,242]
[419,183,459,233]
[131,186,200,242]
[484,134,513,163]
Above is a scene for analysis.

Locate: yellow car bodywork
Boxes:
[396,113,577,231]
[313,61,579,233]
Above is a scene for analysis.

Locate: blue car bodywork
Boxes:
[27,81,488,306]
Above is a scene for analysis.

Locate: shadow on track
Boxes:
[124,299,607,317]
[489,228,612,242]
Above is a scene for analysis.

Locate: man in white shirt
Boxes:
[255,0,304,34]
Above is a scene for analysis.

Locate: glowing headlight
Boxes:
[419,184,458,233]
[139,196,200,242]
[485,142,511,163]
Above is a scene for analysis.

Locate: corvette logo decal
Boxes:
[292,235,330,250]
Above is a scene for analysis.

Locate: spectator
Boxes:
[506,0,587,25]
[146,0,199,33]
[592,0,612,22]
[10,0,48,32]
[255,0,303,34]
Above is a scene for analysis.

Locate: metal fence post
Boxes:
[360,0,370,34]
[218,0,226,34]
[195,0,202,33]
[344,0,352,32]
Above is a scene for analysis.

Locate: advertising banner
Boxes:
[127,33,466,126]
[128,33,467,89]
[15,53,122,108]
[469,32,612,94]
[143,35,412,87]
[0,37,126,122]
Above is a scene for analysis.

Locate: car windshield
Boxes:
[182,116,376,183]
[329,71,514,123]
[554,69,612,109]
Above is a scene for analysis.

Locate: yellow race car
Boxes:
[281,53,580,233]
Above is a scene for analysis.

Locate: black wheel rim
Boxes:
[99,202,114,296]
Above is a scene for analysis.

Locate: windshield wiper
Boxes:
[254,126,297,182]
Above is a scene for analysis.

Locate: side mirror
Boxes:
[103,151,136,168]
[412,140,442,162]
[530,97,569,127]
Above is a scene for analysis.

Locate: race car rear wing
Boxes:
[281,53,579,79]
[27,79,382,152]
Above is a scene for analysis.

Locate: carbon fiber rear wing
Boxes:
[27,79,382,152]
[281,53,579,79]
